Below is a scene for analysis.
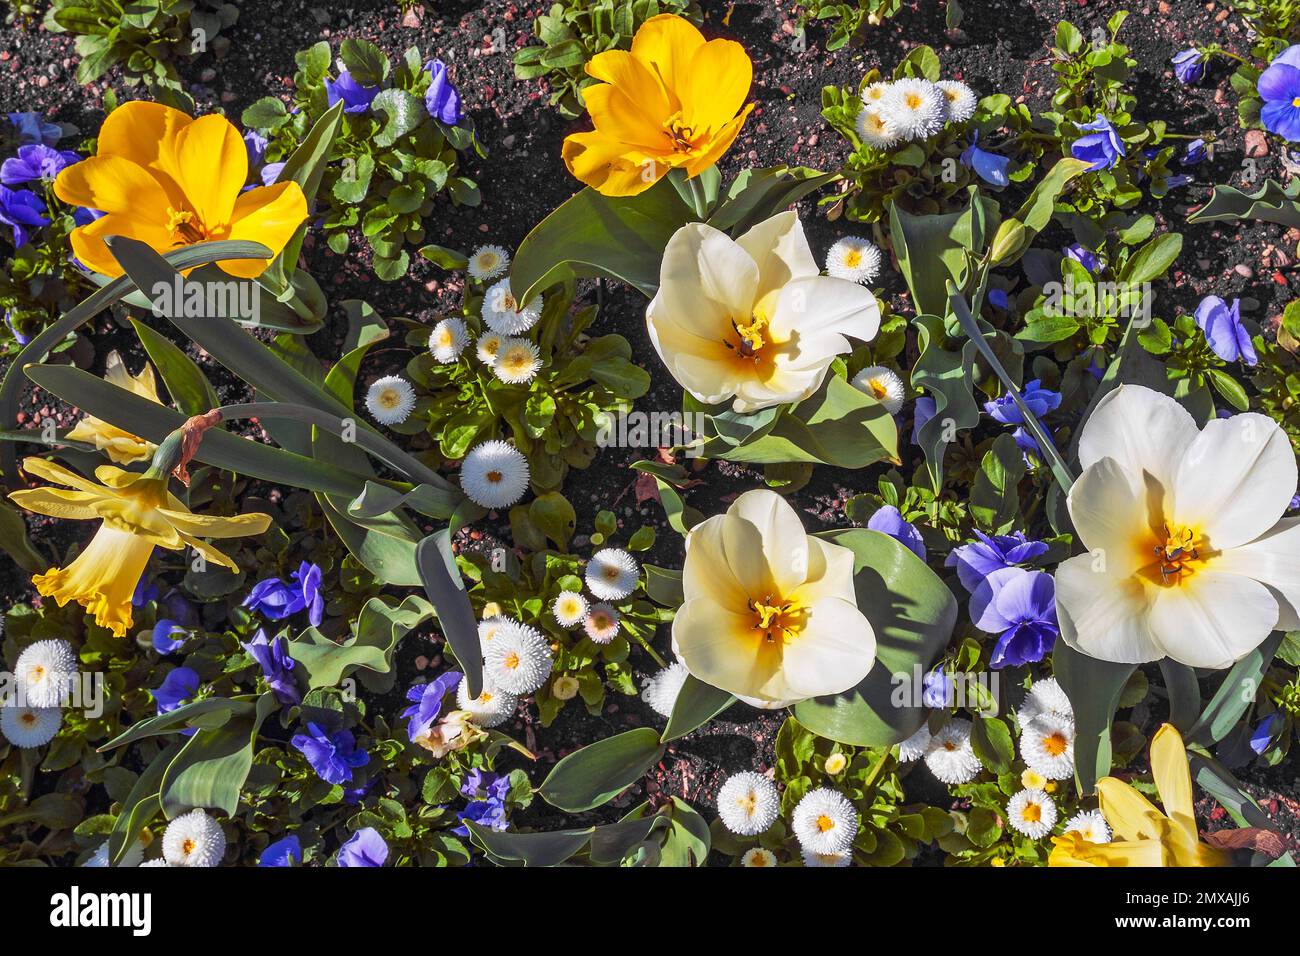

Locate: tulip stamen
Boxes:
[1153,523,1201,584]
[749,595,806,643]
[662,110,698,152]
[166,207,206,243]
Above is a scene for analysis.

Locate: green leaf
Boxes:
[339,38,389,86]
[538,728,666,811]
[160,693,277,817]
[415,533,484,698]
[529,492,577,550]
[989,158,1092,265]
[1188,631,1284,746]
[1187,178,1300,229]
[99,699,254,752]
[0,497,46,573]
[371,89,424,148]
[661,676,735,743]
[1052,640,1136,794]
[889,189,999,317]
[465,809,669,866]
[705,166,839,235]
[971,717,1014,773]
[288,594,433,690]
[911,313,981,487]
[792,529,958,746]
[130,319,219,416]
[1119,232,1183,284]
[970,433,1027,533]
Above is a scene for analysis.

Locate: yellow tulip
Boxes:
[1048,724,1232,867]
[55,101,307,279]
[562,14,754,197]
[9,457,271,637]
[672,489,876,704]
[65,352,162,464]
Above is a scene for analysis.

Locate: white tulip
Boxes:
[1056,385,1300,669]
[646,212,881,413]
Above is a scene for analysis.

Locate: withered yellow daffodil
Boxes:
[562,14,754,196]
[1049,724,1232,867]
[65,352,162,464]
[55,101,307,279]
[9,456,271,637]
[672,489,876,704]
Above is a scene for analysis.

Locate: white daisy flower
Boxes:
[826,236,882,285]
[641,660,690,718]
[1020,712,1076,780]
[468,244,510,282]
[801,847,852,867]
[880,78,946,140]
[741,847,778,867]
[139,859,171,867]
[0,705,61,748]
[460,439,530,509]
[476,331,504,367]
[716,771,781,836]
[855,105,899,149]
[83,837,145,868]
[551,590,589,629]
[365,375,417,426]
[582,602,621,645]
[456,677,518,728]
[934,79,977,123]
[586,547,639,601]
[860,80,892,108]
[924,718,982,784]
[897,723,932,762]
[492,337,542,385]
[850,365,905,414]
[1006,788,1057,840]
[483,620,553,694]
[792,788,858,854]
[1017,677,1073,726]
[14,639,76,708]
[162,808,226,867]
[1063,809,1112,844]
[482,278,542,334]
[429,318,468,363]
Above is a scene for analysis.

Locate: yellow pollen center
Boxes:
[182,838,196,855]
[1149,522,1204,585]
[905,93,923,109]
[1022,804,1042,823]
[28,665,45,683]
[750,595,807,643]
[379,390,400,409]
[1043,732,1069,756]
[486,470,503,484]
[816,815,835,832]
[501,293,518,311]
[868,378,888,399]
[843,249,863,268]
[504,651,520,671]
[165,207,205,242]
[663,111,697,151]
[1294,97,1300,107]
[478,254,499,270]
[480,693,493,703]
[737,793,758,815]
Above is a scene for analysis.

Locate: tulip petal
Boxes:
[1066,456,1148,576]
[681,105,752,176]
[722,488,808,596]
[1097,777,1166,842]
[223,181,309,278]
[561,129,659,197]
[672,596,782,700]
[586,48,672,121]
[69,213,178,279]
[1055,552,1161,663]
[628,13,706,105]
[1078,385,1198,511]
[681,514,751,608]
[735,211,819,303]
[778,596,876,699]
[681,37,753,135]
[654,221,757,335]
[767,275,880,343]
[1147,570,1278,669]
[171,113,249,230]
[1149,724,1198,846]
[1212,518,1300,630]
[1171,413,1297,550]
[582,78,671,151]
[97,101,193,182]
[54,154,175,215]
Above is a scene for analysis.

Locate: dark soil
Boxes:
[2,0,1298,849]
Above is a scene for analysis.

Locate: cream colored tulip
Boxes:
[672,489,877,703]
[1056,385,1300,669]
[646,212,881,413]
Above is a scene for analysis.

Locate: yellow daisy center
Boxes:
[816,814,836,833]
[1043,732,1069,756]
[843,248,863,268]
[378,389,402,409]
[905,93,924,110]
[1021,803,1042,823]
[503,651,520,671]
[20,713,36,727]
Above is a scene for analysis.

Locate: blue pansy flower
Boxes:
[1183,138,1208,165]
[1165,173,1193,189]
[921,670,952,708]
[1,145,79,186]
[325,70,380,113]
[243,561,324,626]
[1258,45,1300,142]
[987,287,1010,310]
[1250,713,1281,756]
[153,667,201,735]
[911,395,936,447]
[241,628,301,705]
[1070,115,1125,170]
[969,567,1059,668]
[983,379,1061,425]
[866,505,926,560]
[291,722,369,785]
[337,827,388,867]
[151,620,189,655]
[260,162,286,187]
[4,310,28,346]
[1194,295,1257,366]
[402,670,463,742]
[243,129,268,168]
[960,130,1010,186]
[945,530,1048,593]
[0,185,48,247]
[1064,243,1101,273]
[1171,48,1204,84]
[424,59,462,125]
[7,112,61,146]
[259,835,302,867]
[454,769,511,835]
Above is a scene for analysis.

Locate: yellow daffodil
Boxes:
[65,352,162,464]
[562,14,754,196]
[1057,384,1300,669]
[672,489,876,704]
[9,456,270,637]
[54,101,307,279]
[647,211,881,413]
[1049,724,1231,867]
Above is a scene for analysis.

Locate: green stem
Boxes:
[687,174,709,220]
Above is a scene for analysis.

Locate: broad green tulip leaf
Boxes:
[289,594,433,691]
[466,807,669,867]
[1052,640,1135,794]
[911,313,982,487]
[108,741,183,865]
[130,319,220,416]
[661,676,735,743]
[643,564,685,608]
[793,529,958,746]
[160,693,277,817]
[320,493,424,586]
[1188,631,1285,747]
[538,727,666,811]
[1188,751,1275,831]
[0,496,46,573]
[1158,659,1201,733]
[706,165,839,235]
[99,698,254,752]
[416,532,483,698]
[889,187,999,317]
[1187,177,1300,228]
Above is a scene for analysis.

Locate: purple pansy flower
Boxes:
[336,827,388,867]
[1064,243,1101,273]
[866,505,926,560]
[987,287,1010,310]
[921,670,953,708]
[1183,138,1207,165]
[402,670,463,742]
[151,620,189,655]
[243,561,324,627]
[911,395,936,447]
[1071,115,1125,171]
[969,567,1059,668]
[1,145,79,186]
[4,310,28,346]
[983,379,1061,425]
[1193,296,1257,366]
[454,769,511,835]
[8,112,61,146]
[1250,713,1281,756]
[241,628,301,705]
[945,530,1048,594]
[259,835,302,867]
[325,70,380,114]
[1165,173,1193,189]
[152,668,200,733]
[1171,48,1204,85]
[0,185,48,247]
[291,722,370,786]
[424,59,462,125]
[960,130,1010,186]
[260,162,286,187]
[1258,45,1300,142]
[243,129,268,168]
